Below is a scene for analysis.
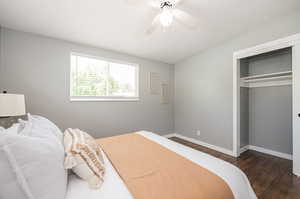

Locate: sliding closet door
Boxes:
[293,44,300,176]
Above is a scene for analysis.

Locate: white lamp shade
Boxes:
[0,94,26,117]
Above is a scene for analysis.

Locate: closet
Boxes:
[239,48,292,158]
[233,34,300,176]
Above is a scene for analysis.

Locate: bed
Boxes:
[66,131,257,199]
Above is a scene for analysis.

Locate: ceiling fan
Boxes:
[126,0,199,34]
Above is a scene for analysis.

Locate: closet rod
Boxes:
[241,70,292,80]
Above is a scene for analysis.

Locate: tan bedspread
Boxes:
[96,133,234,199]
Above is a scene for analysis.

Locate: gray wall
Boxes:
[249,86,292,154]
[0,28,2,88]
[240,87,249,148]
[0,28,174,138]
[247,48,292,75]
[174,11,300,150]
[240,60,250,148]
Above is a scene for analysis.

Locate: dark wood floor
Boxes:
[169,137,300,199]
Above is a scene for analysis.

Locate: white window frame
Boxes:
[70,52,140,102]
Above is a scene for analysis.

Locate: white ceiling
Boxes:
[0,0,300,64]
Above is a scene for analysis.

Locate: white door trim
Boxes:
[292,44,300,176]
[232,33,300,162]
[233,33,300,59]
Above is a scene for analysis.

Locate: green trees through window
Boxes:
[71,54,138,98]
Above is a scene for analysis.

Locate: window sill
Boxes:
[70,98,140,102]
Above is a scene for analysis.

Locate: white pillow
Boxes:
[19,114,63,141]
[0,116,67,199]
[64,128,105,189]
[0,122,23,134]
[1,123,22,134]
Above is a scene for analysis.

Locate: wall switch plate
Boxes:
[196,130,201,136]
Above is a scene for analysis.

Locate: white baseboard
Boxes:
[164,134,293,160]
[240,145,292,160]
[163,133,177,138]
[164,133,293,160]
[164,133,234,156]
[239,145,249,154]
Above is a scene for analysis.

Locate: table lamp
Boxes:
[0,91,26,118]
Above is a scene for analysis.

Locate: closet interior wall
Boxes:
[240,48,293,155]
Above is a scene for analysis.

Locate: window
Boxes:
[70,53,139,101]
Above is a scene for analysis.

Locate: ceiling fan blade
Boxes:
[146,14,161,35]
[174,0,185,6]
[148,0,161,9]
[125,0,160,8]
[172,9,199,30]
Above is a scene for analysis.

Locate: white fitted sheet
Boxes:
[66,131,257,199]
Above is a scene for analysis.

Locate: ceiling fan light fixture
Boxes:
[145,0,198,34]
[160,8,173,27]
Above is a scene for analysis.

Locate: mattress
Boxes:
[66,131,257,199]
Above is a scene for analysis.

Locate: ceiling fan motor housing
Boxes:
[160,1,173,9]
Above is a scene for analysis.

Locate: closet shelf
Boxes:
[243,75,292,83]
[240,70,293,88]
[241,70,292,81]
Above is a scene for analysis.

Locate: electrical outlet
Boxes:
[196,130,201,136]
